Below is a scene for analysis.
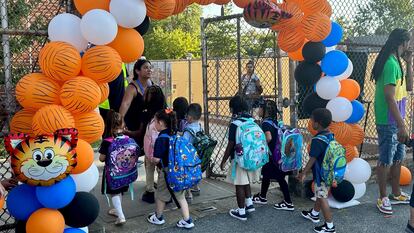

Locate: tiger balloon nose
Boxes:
[37,159,53,167]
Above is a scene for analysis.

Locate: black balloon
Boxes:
[15,220,26,233]
[294,62,322,86]
[134,16,150,36]
[331,180,355,203]
[59,192,100,228]
[303,42,326,63]
[302,92,329,115]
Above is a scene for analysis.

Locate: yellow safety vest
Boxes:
[99,63,128,110]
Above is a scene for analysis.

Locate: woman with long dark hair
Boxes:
[372,28,411,215]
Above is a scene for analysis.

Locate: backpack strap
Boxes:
[314,134,331,144]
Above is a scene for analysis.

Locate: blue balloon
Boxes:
[345,100,365,123]
[64,228,85,233]
[7,184,43,220]
[321,51,349,76]
[322,22,343,47]
[36,176,76,209]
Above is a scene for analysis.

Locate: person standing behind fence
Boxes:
[241,60,263,118]
[372,28,412,215]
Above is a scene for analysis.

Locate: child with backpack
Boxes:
[99,110,140,226]
[298,108,343,233]
[173,97,189,132]
[220,95,269,221]
[252,100,295,211]
[142,85,167,204]
[147,109,199,229]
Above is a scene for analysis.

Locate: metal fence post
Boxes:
[201,17,210,135]
[289,60,297,128]
[1,0,13,120]
[215,58,220,117]
[236,16,242,94]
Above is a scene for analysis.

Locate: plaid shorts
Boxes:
[315,182,329,199]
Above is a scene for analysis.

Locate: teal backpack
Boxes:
[315,135,347,187]
[232,117,269,177]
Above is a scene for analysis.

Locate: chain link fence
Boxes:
[202,0,414,177]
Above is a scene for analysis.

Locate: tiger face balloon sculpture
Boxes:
[5,128,78,186]
[243,0,292,28]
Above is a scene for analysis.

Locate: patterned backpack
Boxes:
[158,134,202,192]
[233,118,269,175]
[184,127,217,172]
[264,120,303,172]
[315,135,347,187]
[105,135,140,190]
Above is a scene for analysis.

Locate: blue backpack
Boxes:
[264,120,303,172]
[105,135,140,190]
[159,134,202,192]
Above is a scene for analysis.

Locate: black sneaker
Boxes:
[142,191,155,204]
[314,223,335,233]
[252,193,268,205]
[246,205,255,213]
[274,201,294,211]
[301,210,320,223]
[229,208,247,221]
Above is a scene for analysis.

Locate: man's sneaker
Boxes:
[389,192,410,204]
[142,191,155,204]
[246,205,255,213]
[406,222,414,233]
[176,218,195,229]
[301,210,320,223]
[147,213,165,225]
[314,223,336,233]
[274,201,294,211]
[252,193,268,205]
[377,197,393,215]
[229,208,247,221]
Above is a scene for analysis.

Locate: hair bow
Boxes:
[165,107,173,114]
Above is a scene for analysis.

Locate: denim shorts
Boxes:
[376,124,405,166]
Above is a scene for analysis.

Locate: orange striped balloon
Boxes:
[60,76,101,114]
[301,12,331,42]
[194,0,215,5]
[81,46,122,83]
[301,0,326,15]
[173,0,190,15]
[15,73,61,110]
[233,0,251,8]
[74,111,104,143]
[328,122,351,145]
[145,0,176,20]
[349,124,364,146]
[344,144,359,163]
[274,2,303,30]
[215,0,231,4]
[39,42,81,82]
[320,0,332,17]
[32,105,75,135]
[10,109,35,136]
[277,27,305,52]
[98,83,109,104]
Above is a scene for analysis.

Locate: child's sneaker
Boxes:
[389,192,410,204]
[115,217,126,226]
[246,205,255,213]
[301,209,320,223]
[229,208,247,221]
[190,187,201,196]
[314,223,335,233]
[274,201,294,211]
[176,218,195,229]
[252,193,268,205]
[147,213,165,225]
[377,197,393,215]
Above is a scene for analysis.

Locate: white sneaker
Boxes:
[176,218,195,229]
[147,213,165,225]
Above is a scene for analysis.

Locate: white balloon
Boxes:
[80,9,118,45]
[316,77,341,100]
[352,182,366,200]
[333,59,353,80]
[326,46,337,53]
[344,158,371,184]
[326,97,353,122]
[71,163,99,192]
[48,13,88,52]
[110,0,146,28]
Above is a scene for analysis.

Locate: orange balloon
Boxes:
[275,2,303,30]
[344,144,359,163]
[173,0,190,15]
[108,27,145,63]
[60,76,101,114]
[307,119,317,136]
[349,124,364,146]
[32,105,75,136]
[74,111,104,144]
[39,42,81,82]
[26,208,65,233]
[287,39,307,61]
[194,0,216,5]
[301,12,331,42]
[338,79,361,101]
[0,196,4,209]
[71,139,94,174]
[215,0,231,4]
[278,27,305,52]
[74,0,110,15]
[10,109,35,136]
[81,46,122,83]
[301,0,326,15]
[328,122,352,145]
[145,0,175,20]
[320,0,332,17]
[233,0,251,8]
[98,83,109,104]
[400,166,412,186]
[15,73,61,110]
